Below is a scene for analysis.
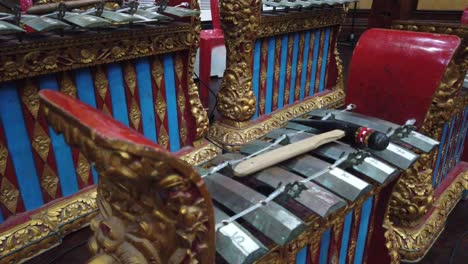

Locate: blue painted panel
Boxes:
[339,211,354,264]
[289,33,300,104]
[319,228,332,264]
[299,31,311,100]
[449,112,463,172]
[75,68,97,108]
[353,196,374,264]
[136,58,158,142]
[457,107,468,163]
[39,75,79,196]
[265,37,276,114]
[107,63,130,126]
[0,210,3,222]
[252,40,262,119]
[296,246,308,264]
[0,83,44,211]
[278,35,288,109]
[309,30,321,96]
[319,28,331,92]
[163,54,181,152]
[439,117,456,187]
[75,68,100,186]
[433,123,448,187]
[454,112,464,163]
[91,166,98,185]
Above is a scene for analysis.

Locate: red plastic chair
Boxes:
[199,0,225,108]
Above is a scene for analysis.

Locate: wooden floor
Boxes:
[25,44,468,264]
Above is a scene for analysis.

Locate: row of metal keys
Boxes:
[0,0,199,33]
[199,111,439,263]
[262,0,358,9]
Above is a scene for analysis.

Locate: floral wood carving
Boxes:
[187,0,209,139]
[0,25,193,83]
[39,90,215,264]
[216,0,261,122]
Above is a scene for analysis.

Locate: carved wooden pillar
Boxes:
[216,0,261,124]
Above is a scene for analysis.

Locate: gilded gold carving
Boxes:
[0,177,19,214]
[383,228,401,264]
[384,171,468,262]
[180,141,222,166]
[175,54,188,144]
[387,160,434,228]
[123,62,137,95]
[42,164,59,198]
[0,25,193,82]
[152,58,164,86]
[0,189,98,263]
[315,31,325,90]
[94,66,109,100]
[60,72,77,98]
[333,32,345,90]
[0,219,59,263]
[129,99,141,130]
[209,89,345,149]
[186,0,209,139]
[0,137,217,262]
[158,126,169,149]
[40,95,215,263]
[155,89,167,121]
[20,81,40,119]
[32,123,51,162]
[76,153,91,184]
[0,144,7,176]
[258,8,346,38]
[216,0,261,122]
[214,1,345,130]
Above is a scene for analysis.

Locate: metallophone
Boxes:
[39,88,439,264]
[0,0,213,262]
[0,0,199,33]
[0,1,464,264]
[0,0,364,262]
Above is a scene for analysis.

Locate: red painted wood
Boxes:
[38,90,166,151]
[345,28,461,128]
[463,8,468,24]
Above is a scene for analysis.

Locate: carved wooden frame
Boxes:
[383,21,468,263]
[208,2,348,150]
[0,2,222,262]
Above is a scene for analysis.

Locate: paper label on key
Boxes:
[410,131,439,145]
[364,157,395,174]
[329,168,368,190]
[219,224,260,253]
[387,143,415,160]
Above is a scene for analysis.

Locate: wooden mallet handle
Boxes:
[233,129,345,177]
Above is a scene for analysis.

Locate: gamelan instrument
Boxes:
[0,0,199,34]
[35,88,440,264]
[190,107,437,264]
